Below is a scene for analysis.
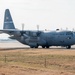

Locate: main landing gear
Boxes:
[42,45,49,48]
[66,45,71,49]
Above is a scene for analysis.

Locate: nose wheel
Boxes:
[46,46,49,48]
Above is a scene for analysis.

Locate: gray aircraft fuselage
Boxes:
[13,30,75,49]
[0,9,75,49]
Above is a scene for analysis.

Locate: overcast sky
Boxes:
[0,0,75,31]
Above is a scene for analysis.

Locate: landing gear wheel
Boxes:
[66,45,71,49]
[35,44,38,48]
[46,46,49,48]
[30,46,34,48]
[42,46,45,48]
[35,46,38,48]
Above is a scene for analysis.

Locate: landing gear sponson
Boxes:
[30,45,71,49]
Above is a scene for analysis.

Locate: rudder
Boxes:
[3,9,15,29]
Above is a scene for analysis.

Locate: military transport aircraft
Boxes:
[0,9,75,49]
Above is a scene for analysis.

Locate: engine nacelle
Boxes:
[20,34,29,43]
[32,32,37,37]
[14,31,21,36]
[29,32,37,37]
[30,31,41,37]
[23,34,29,38]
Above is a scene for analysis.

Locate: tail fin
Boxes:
[3,9,15,29]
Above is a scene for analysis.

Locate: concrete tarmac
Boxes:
[0,41,75,49]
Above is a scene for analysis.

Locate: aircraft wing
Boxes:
[0,29,18,34]
[0,29,30,40]
[0,29,42,38]
[0,29,25,36]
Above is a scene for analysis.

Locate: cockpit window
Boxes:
[66,31,73,35]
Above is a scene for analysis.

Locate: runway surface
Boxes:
[0,41,29,49]
[0,41,75,50]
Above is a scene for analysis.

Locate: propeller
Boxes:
[22,23,24,31]
[20,23,25,36]
[72,28,74,31]
[66,27,68,30]
[37,25,39,31]
[20,23,30,40]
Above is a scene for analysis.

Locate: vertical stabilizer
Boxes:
[3,9,15,29]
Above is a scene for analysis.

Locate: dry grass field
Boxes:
[0,48,75,75]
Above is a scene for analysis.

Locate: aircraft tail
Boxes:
[3,9,15,29]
